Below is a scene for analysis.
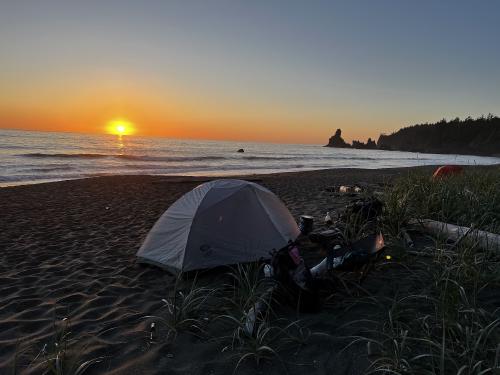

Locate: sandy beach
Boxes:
[1,165,497,374]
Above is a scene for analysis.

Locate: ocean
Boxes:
[1,129,499,187]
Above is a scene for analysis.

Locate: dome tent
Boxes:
[137,179,300,273]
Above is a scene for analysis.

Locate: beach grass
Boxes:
[25,318,104,375]
[217,263,333,373]
[346,240,500,374]
[223,263,270,315]
[146,276,217,342]
[383,169,500,234]
[353,169,500,374]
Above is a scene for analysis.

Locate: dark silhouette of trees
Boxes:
[376,115,500,156]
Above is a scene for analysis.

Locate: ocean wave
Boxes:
[241,156,292,160]
[21,152,108,159]
[19,153,228,162]
[0,144,39,150]
[0,173,83,183]
[27,166,75,173]
[115,154,226,162]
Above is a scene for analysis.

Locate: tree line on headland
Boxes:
[326,114,500,156]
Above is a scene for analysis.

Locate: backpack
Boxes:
[269,242,320,312]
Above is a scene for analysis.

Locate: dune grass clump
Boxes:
[345,240,499,373]
[218,263,283,371]
[218,304,326,374]
[383,168,500,234]
[147,276,217,341]
[224,263,269,315]
[216,263,328,373]
[380,182,413,241]
[219,313,286,374]
[340,209,374,244]
[25,318,104,375]
[352,169,500,374]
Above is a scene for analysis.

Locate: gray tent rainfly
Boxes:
[137,179,300,273]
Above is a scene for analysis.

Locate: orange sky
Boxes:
[0,107,389,144]
[0,75,393,144]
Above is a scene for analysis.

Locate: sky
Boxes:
[0,0,499,144]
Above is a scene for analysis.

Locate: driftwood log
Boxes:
[410,219,500,252]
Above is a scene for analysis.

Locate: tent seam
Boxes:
[179,183,214,272]
[251,188,290,243]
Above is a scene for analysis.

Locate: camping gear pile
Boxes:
[265,196,386,309]
[137,179,388,331]
[310,232,385,274]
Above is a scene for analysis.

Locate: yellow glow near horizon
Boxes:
[106,119,135,135]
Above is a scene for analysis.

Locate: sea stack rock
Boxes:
[352,137,378,149]
[366,138,377,149]
[326,129,350,148]
[237,148,244,153]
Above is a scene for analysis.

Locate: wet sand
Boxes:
[0,166,464,374]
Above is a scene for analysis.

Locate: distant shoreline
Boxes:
[326,115,500,157]
[325,144,500,158]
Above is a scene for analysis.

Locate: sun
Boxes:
[116,124,126,134]
[106,119,135,136]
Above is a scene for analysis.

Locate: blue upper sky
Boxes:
[1,0,499,143]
